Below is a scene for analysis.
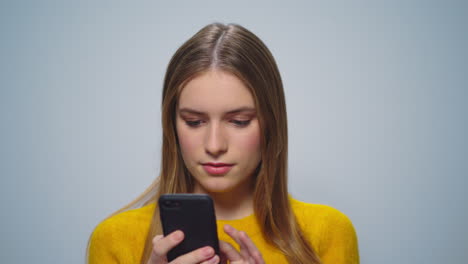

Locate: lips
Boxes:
[202,162,234,175]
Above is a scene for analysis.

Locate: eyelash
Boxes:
[185,120,204,127]
[231,120,251,127]
[184,119,251,128]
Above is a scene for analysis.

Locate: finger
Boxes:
[147,235,164,264]
[170,246,215,264]
[223,225,250,260]
[199,255,220,264]
[219,240,242,262]
[238,231,265,264]
[224,224,264,263]
[151,230,184,260]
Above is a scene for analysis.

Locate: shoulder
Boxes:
[88,203,155,262]
[92,203,155,238]
[290,198,354,228]
[290,198,359,261]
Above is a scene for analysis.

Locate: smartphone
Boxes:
[158,194,220,261]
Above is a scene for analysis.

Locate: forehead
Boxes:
[178,70,255,111]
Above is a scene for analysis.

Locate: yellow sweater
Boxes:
[88,198,359,263]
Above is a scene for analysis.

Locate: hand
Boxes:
[219,224,265,264]
[147,230,220,264]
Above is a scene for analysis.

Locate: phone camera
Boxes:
[163,200,180,208]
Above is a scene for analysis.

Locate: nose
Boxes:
[205,122,227,158]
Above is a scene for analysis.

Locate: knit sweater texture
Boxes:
[88,198,359,263]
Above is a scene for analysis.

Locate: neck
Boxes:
[211,189,254,220]
[193,182,254,220]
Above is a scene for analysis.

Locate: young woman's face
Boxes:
[176,70,261,195]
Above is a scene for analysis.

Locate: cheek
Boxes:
[237,126,262,159]
[176,123,198,160]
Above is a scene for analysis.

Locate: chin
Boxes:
[197,178,237,194]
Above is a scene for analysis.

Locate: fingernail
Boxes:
[203,246,214,257]
[173,230,183,241]
[209,255,219,264]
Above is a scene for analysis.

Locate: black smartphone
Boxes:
[158,194,220,261]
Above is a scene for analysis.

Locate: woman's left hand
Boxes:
[219,224,265,264]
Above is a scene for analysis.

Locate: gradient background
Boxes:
[1,1,467,263]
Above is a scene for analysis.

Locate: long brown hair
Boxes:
[87,23,322,264]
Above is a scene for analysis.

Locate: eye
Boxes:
[185,120,204,127]
[231,119,251,127]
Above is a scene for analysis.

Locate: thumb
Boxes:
[147,235,165,264]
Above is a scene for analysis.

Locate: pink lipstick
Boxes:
[202,162,233,175]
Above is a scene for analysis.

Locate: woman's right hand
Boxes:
[147,230,220,264]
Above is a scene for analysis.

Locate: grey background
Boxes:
[1,0,467,263]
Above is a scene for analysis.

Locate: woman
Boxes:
[87,23,359,264]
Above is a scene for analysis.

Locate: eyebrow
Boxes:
[178,107,256,115]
